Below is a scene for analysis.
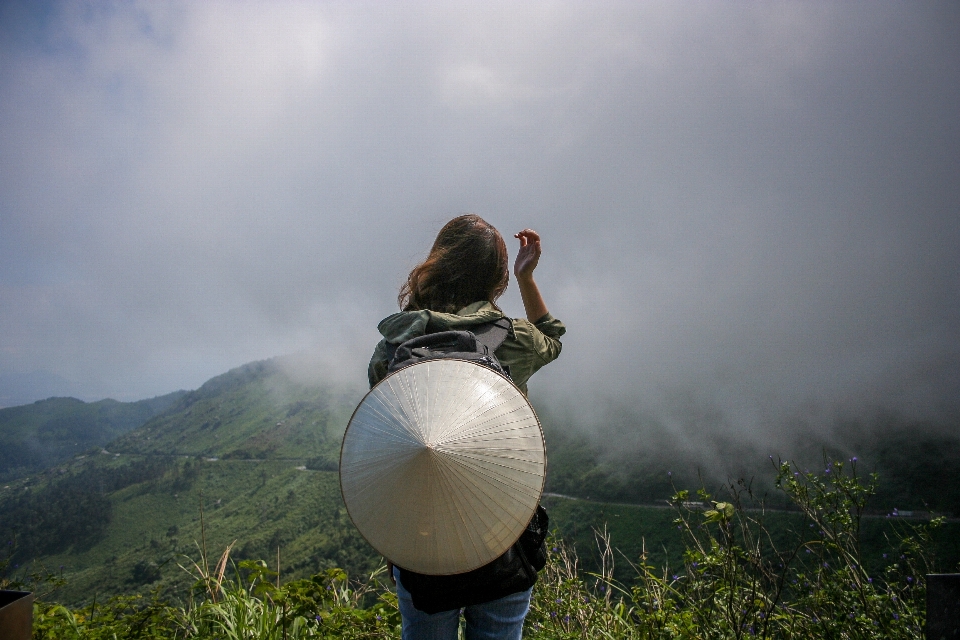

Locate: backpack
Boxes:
[384,318,549,613]
[385,318,513,378]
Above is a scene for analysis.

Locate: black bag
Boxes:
[385,318,513,379]
[398,505,549,614]
[387,319,550,613]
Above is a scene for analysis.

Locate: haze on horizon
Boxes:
[1,1,958,442]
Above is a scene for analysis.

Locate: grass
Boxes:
[5,453,958,613]
[5,458,951,639]
[2,457,380,606]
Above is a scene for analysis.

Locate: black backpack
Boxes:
[385,318,513,378]
[384,319,549,613]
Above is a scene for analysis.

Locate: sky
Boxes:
[1,1,958,440]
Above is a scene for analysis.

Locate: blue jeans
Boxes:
[394,567,532,640]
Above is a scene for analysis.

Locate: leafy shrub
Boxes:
[131,560,162,585]
[524,458,935,639]
[31,460,942,639]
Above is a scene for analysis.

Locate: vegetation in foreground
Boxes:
[4,459,947,639]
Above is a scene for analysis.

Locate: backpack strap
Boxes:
[471,317,512,354]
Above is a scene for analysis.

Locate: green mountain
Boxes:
[0,456,377,606]
[109,357,357,469]
[0,355,371,604]
[0,391,187,481]
[2,354,958,607]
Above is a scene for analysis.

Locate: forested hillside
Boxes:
[0,457,377,605]
[108,357,357,470]
[2,354,959,608]
[0,391,186,481]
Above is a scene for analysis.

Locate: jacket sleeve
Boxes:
[523,313,564,367]
[533,313,566,341]
[496,314,565,393]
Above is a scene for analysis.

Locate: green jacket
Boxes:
[368,301,565,395]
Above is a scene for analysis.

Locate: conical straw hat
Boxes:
[339,359,545,575]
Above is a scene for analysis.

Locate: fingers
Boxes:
[514,229,541,248]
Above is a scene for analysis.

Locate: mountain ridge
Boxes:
[109,356,359,468]
[0,390,188,481]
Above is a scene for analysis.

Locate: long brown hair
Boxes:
[399,214,509,313]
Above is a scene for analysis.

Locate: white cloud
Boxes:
[0,0,957,438]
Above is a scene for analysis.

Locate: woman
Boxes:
[367,214,565,639]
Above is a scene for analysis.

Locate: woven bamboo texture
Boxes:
[340,359,545,575]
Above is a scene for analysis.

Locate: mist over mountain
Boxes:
[539,394,960,516]
[4,349,956,517]
[0,370,84,408]
[2,353,958,606]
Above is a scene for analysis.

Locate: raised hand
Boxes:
[513,229,548,321]
[513,229,541,280]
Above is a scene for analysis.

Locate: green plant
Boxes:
[523,458,937,639]
[171,534,399,640]
[29,460,942,639]
[33,591,182,640]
